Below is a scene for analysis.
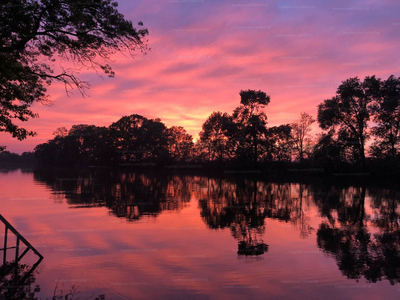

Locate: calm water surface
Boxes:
[0,168,400,299]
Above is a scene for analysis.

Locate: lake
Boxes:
[0,168,399,299]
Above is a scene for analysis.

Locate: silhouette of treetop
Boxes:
[239,90,270,107]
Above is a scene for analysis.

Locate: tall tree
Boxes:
[109,114,168,163]
[53,127,68,138]
[232,90,270,164]
[264,124,293,162]
[68,124,113,164]
[0,0,148,147]
[34,134,80,165]
[370,75,400,159]
[166,126,194,162]
[317,76,381,169]
[199,111,234,161]
[291,112,315,161]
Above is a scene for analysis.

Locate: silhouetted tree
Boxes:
[0,151,36,164]
[166,126,194,162]
[291,112,315,161]
[263,124,293,162]
[191,139,209,162]
[318,76,381,169]
[199,112,234,161]
[0,151,20,163]
[52,127,68,138]
[68,124,114,165]
[109,114,169,164]
[35,115,197,165]
[35,133,81,165]
[312,131,347,169]
[232,90,270,164]
[35,124,113,165]
[28,79,400,172]
[370,75,400,159]
[0,0,148,145]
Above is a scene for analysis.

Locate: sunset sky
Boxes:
[2,0,400,154]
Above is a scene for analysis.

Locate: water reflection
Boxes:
[316,184,400,284]
[199,179,316,256]
[31,168,400,283]
[33,169,191,221]
[198,178,269,256]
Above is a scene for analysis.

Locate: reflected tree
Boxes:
[290,184,313,238]
[33,169,192,222]
[198,179,313,255]
[198,178,268,256]
[316,184,400,284]
[0,262,41,300]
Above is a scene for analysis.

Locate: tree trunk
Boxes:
[254,135,258,164]
[359,136,366,170]
[390,134,396,158]
[299,142,304,162]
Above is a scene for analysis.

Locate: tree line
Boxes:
[5,74,397,173]
[32,89,312,167]
[32,75,400,170]
[1,2,398,174]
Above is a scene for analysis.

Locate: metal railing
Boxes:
[0,214,43,283]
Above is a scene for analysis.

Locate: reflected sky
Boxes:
[1,168,400,299]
